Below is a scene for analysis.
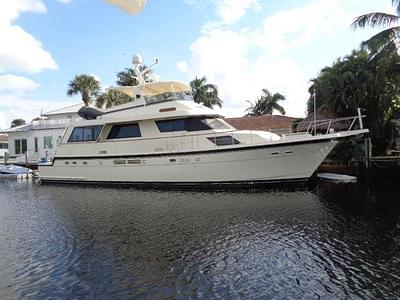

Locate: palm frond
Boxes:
[352,12,399,29]
[362,26,400,55]
[273,103,286,115]
[394,0,400,16]
[272,93,285,102]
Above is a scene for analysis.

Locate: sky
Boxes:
[0,0,395,129]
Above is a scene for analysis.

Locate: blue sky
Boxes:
[0,0,395,129]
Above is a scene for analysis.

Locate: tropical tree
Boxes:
[246,89,286,116]
[96,89,133,109]
[308,49,400,154]
[190,76,222,108]
[352,0,400,59]
[116,66,154,86]
[11,118,26,128]
[67,74,101,106]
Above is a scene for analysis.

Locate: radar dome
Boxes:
[132,54,143,65]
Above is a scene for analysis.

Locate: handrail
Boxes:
[297,115,366,135]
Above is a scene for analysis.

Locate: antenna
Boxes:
[132,54,159,85]
[313,89,317,135]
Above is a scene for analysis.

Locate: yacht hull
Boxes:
[39,139,338,187]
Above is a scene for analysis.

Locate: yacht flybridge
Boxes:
[39,55,369,187]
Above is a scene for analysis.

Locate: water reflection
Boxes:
[0,180,399,299]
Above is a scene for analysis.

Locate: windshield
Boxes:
[145,91,193,105]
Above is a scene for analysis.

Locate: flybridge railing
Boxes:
[295,114,366,136]
[257,111,366,139]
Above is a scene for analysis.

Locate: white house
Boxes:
[2,104,83,163]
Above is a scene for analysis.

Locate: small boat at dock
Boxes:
[317,173,357,183]
[0,165,30,175]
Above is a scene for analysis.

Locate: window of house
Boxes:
[14,139,27,154]
[107,123,141,139]
[0,143,7,149]
[69,125,103,142]
[44,136,53,149]
[207,136,240,146]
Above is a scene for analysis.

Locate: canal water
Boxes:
[0,180,399,299]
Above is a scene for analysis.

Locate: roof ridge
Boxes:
[42,103,82,115]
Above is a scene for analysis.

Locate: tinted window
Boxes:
[69,126,103,142]
[156,119,185,132]
[156,118,218,133]
[186,118,212,131]
[107,123,141,139]
[208,136,240,146]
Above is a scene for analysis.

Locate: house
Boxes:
[225,115,297,135]
[2,104,83,163]
[0,134,8,158]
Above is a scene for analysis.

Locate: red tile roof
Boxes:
[225,115,297,131]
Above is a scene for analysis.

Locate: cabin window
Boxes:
[186,118,212,131]
[69,125,103,142]
[107,123,141,139]
[207,136,240,146]
[14,139,27,154]
[34,137,38,153]
[156,119,185,132]
[0,143,7,149]
[156,117,228,133]
[43,136,53,149]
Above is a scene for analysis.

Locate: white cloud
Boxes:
[184,0,260,24]
[0,74,41,92]
[212,0,260,24]
[56,0,72,3]
[0,0,46,24]
[0,0,58,73]
[176,60,188,73]
[252,0,352,55]
[177,0,387,118]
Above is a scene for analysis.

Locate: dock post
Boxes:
[4,152,8,165]
[364,138,371,169]
[357,107,363,129]
[24,152,28,167]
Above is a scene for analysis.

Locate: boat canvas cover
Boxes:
[113,81,191,98]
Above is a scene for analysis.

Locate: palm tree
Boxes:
[67,74,101,106]
[352,1,400,58]
[116,66,154,86]
[96,89,133,109]
[11,118,26,128]
[190,76,222,108]
[246,89,286,116]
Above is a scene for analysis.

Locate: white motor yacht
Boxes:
[39,55,369,187]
